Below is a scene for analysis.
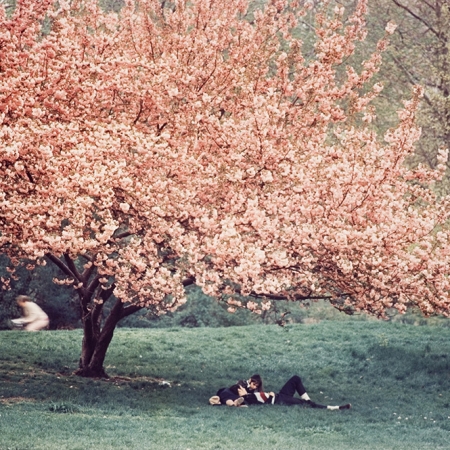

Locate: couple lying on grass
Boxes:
[210,374,351,410]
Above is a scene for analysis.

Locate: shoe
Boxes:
[234,397,245,407]
[339,403,351,410]
[209,395,221,406]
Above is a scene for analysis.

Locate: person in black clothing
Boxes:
[214,374,263,407]
[211,375,351,410]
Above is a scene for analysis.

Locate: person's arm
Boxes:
[11,318,26,324]
[242,391,275,404]
[230,380,246,396]
[236,384,274,404]
[237,384,248,396]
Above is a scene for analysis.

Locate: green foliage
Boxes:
[1,321,450,449]
[119,286,375,329]
[119,286,255,328]
[98,0,125,12]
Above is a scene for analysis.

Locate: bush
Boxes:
[119,287,373,329]
[119,286,255,328]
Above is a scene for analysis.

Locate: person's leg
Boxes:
[219,388,243,407]
[25,319,48,331]
[276,375,351,410]
[275,393,307,405]
[232,397,245,407]
[209,395,221,405]
[277,376,330,408]
[306,400,327,409]
[275,393,344,409]
[278,375,308,398]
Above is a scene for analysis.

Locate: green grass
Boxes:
[1,321,450,449]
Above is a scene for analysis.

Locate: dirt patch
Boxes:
[0,396,36,405]
[106,375,169,385]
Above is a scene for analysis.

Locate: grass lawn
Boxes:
[1,320,450,449]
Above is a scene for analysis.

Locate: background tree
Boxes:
[367,0,450,194]
[1,0,449,377]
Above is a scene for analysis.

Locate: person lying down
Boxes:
[210,374,351,410]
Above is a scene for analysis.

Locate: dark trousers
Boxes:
[275,375,326,408]
[217,388,239,404]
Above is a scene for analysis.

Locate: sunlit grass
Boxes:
[1,321,450,449]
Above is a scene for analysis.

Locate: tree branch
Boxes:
[86,276,101,298]
[182,276,195,287]
[81,263,97,285]
[391,0,439,37]
[45,253,74,278]
[64,253,82,282]
[389,54,420,85]
[133,99,143,125]
[113,231,133,240]
[91,301,104,329]
[249,292,350,301]
[121,304,143,318]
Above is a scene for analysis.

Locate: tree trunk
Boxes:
[75,297,124,377]
[46,252,144,378]
[74,297,143,377]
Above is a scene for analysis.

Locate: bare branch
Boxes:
[45,253,73,278]
[391,0,439,37]
[64,253,82,282]
[121,304,143,318]
[182,276,195,287]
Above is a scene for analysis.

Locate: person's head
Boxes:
[16,295,32,307]
[248,374,263,391]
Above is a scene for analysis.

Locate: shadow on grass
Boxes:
[0,360,209,414]
[354,343,450,379]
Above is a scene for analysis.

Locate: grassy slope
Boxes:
[1,321,450,450]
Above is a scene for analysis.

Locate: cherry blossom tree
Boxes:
[1,0,449,376]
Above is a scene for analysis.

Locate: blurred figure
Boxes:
[13,295,49,331]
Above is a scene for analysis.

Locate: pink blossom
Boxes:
[385,21,397,35]
[0,0,448,343]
